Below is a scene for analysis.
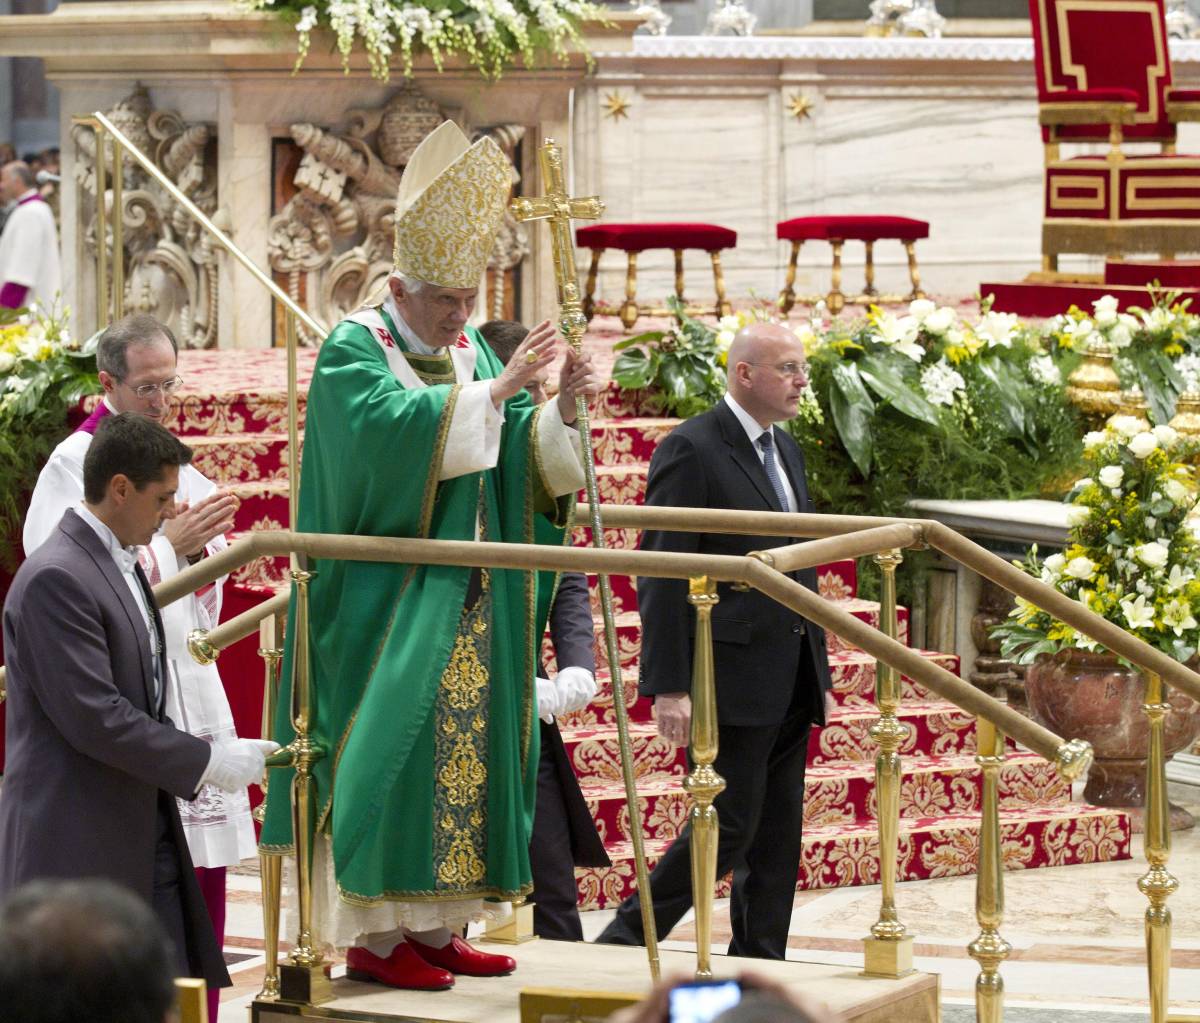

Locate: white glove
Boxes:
[555,666,597,715]
[202,738,280,793]
[536,676,558,724]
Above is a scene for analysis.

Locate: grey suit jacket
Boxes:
[0,509,227,985]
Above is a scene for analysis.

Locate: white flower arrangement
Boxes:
[238,0,608,80]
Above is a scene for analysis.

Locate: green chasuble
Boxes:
[260,308,571,909]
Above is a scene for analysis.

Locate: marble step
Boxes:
[573,803,1132,911]
[579,751,1071,845]
[561,699,986,779]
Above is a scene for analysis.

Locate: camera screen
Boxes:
[667,980,742,1023]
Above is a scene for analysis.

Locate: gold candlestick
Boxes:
[512,139,661,981]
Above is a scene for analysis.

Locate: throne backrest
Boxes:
[1029,0,1176,143]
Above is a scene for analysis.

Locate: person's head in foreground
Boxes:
[608,972,843,1023]
[726,322,810,429]
[96,314,182,423]
[0,879,178,1023]
[84,412,194,548]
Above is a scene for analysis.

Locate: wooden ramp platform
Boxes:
[250,940,939,1023]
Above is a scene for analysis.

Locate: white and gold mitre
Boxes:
[392,120,513,289]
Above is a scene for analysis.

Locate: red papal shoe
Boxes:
[345,944,455,990]
[405,934,517,977]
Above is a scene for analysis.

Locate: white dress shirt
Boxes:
[74,503,161,705]
[722,392,798,513]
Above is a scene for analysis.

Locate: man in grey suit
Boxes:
[0,414,276,993]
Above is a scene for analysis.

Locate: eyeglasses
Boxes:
[123,375,183,399]
[747,361,807,380]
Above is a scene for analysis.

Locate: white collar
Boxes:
[723,392,775,447]
[75,504,139,575]
[102,395,118,414]
[383,292,440,356]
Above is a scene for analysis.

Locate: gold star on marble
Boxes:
[787,93,815,121]
[603,91,632,122]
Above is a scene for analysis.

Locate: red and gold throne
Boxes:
[1030,0,1200,271]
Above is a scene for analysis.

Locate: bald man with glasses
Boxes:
[23,313,253,1023]
[596,322,833,960]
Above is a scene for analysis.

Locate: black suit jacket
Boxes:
[637,400,832,728]
[540,571,609,868]
[0,509,230,988]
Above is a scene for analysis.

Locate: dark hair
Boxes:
[479,320,530,366]
[96,314,179,380]
[83,413,193,504]
[0,879,176,1023]
[3,161,34,190]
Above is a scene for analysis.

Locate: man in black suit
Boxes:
[0,414,276,992]
[596,321,833,960]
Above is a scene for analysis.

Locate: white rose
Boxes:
[1083,431,1108,450]
[1065,556,1097,580]
[1043,553,1067,575]
[1093,294,1119,322]
[922,307,957,335]
[909,298,936,322]
[1108,322,1133,349]
[0,351,13,374]
[1098,465,1125,488]
[1129,431,1159,458]
[1109,415,1144,438]
[718,315,741,331]
[1065,505,1092,526]
[1136,541,1171,569]
[1165,477,1190,505]
[1153,424,1179,448]
[716,328,735,351]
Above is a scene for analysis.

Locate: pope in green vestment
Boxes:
[259,121,596,962]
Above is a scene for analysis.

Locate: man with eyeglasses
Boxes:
[596,321,833,960]
[22,313,253,1023]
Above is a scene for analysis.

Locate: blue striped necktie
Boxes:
[757,430,790,512]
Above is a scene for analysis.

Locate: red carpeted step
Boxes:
[579,750,1071,844]
[576,804,1131,910]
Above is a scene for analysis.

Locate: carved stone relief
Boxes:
[267,84,527,342]
[72,85,222,348]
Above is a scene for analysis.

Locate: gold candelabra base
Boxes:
[862,934,915,978]
[278,962,334,1006]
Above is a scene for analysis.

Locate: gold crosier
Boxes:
[512,140,662,981]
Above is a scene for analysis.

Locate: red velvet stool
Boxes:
[575,222,737,330]
[777,216,929,315]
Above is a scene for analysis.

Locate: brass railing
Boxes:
[153,506,1200,1023]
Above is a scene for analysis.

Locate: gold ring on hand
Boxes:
[524,350,539,365]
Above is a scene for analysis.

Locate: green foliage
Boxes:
[611,299,730,419]
[0,306,99,568]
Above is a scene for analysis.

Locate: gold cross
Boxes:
[510,138,604,349]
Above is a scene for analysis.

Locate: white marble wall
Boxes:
[575,37,1200,309]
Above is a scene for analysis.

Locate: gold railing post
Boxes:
[277,563,331,1006]
[685,576,725,980]
[111,143,124,320]
[862,548,914,978]
[968,716,1011,1023]
[256,612,285,1001]
[93,124,109,330]
[1138,671,1177,1023]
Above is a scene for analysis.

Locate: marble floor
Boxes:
[216,805,1200,1023]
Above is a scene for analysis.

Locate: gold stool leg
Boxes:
[779,240,801,315]
[583,249,600,322]
[827,240,846,316]
[620,251,639,330]
[862,548,914,978]
[712,250,732,319]
[968,717,1012,1023]
[863,240,877,299]
[1139,671,1178,1023]
[674,248,686,308]
[1041,251,1059,274]
[904,241,924,301]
